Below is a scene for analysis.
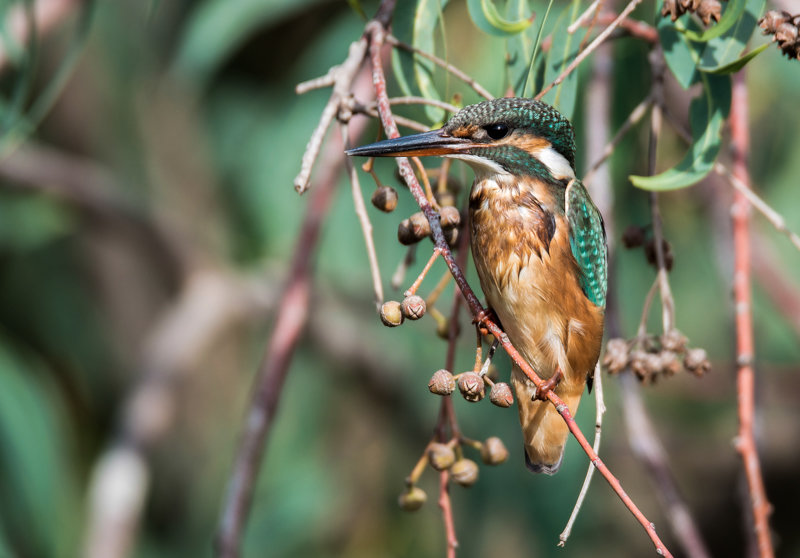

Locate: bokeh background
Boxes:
[0,1,799,557]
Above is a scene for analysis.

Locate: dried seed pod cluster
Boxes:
[427,369,515,407]
[379,295,427,327]
[622,225,674,271]
[604,330,711,383]
[661,0,725,25]
[397,207,461,246]
[759,10,800,61]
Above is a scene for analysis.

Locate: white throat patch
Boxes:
[534,145,576,181]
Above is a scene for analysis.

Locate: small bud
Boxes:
[398,486,427,511]
[450,459,479,486]
[428,443,456,471]
[480,437,509,466]
[428,369,456,395]
[439,206,461,229]
[435,190,456,208]
[457,372,485,402]
[696,0,721,25]
[371,185,398,212]
[684,348,711,376]
[380,301,404,327]
[621,225,646,248]
[401,295,426,320]
[603,338,629,374]
[489,382,514,407]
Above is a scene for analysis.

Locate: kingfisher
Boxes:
[347,98,607,474]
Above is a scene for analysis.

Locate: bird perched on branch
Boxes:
[347,98,607,474]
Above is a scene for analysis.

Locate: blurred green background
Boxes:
[0,0,799,557]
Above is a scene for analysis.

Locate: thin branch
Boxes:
[558,363,605,547]
[386,34,494,100]
[386,95,460,114]
[729,70,774,558]
[751,230,800,340]
[535,0,644,101]
[341,122,384,311]
[568,0,603,33]
[354,103,430,132]
[594,11,659,43]
[367,19,673,558]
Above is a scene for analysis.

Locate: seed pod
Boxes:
[480,437,509,466]
[401,295,426,320]
[435,190,456,208]
[428,443,456,471]
[371,186,398,212]
[429,369,456,395]
[398,486,427,511]
[603,338,629,374]
[489,382,514,408]
[776,22,799,48]
[439,206,461,229]
[436,317,460,340]
[443,226,459,248]
[661,329,688,352]
[380,301,404,327]
[759,10,791,34]
[450,459,479,486]
[696,0,721,25]
[660,351,683,376]
[684,348,711,376]
[629,349,650,381]
[457,372,485,402]
[621,225,646,249]
[409,212,431,238]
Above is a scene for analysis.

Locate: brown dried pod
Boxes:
[661,0,684,21]
[644,238,674,271]
[629,349,651,380]
[661,329,688,353]
[684,347,712,375]
[480,437,509,466]
[489,382,514,408]
[371,185,398,212]
[439,206,461,229]
[775,21,799,48]
[760,10,792,34]
[401,295,426,320]
[660,351,684,376]
[457,372,485,402]
[696,0,721,25]
[436,316,460,340]
[409,212,431,238]
[428,443,456,471]
[380,301,404,327]
[621,225,646,249]
[398,486,427,511]
[428,369,456,395]
[450,458,479,486]
[603,338,630,374]
[443,226,459,248]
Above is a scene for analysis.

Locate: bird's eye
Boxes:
[485,123,510,140]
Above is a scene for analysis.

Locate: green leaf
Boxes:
[520,0,555,97]
[390,0,450,123]
[630,73,731,190]
[505,0,535,94]
[682,0,746,42]
[705,42,769,74]
[657,15,703,88]
[697,0,766,72]
[539,0,581,119]
[467,0,532,37]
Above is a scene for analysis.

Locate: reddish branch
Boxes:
[366,18,672,558]
[729,71,774,558]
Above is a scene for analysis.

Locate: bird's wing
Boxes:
[565,179,607,308]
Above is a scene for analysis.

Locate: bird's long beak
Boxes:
[345,129,470,158]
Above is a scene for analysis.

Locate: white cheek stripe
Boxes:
[534,146,575,180]
[448,153,511,178]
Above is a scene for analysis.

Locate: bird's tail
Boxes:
[512,366,583,475]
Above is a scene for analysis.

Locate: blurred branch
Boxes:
[0,0,78,71]
[729,71,774,558]
[751,230,800,340]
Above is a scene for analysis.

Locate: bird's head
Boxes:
[346,98,576,183]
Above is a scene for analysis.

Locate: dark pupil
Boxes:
[485,123,509,140]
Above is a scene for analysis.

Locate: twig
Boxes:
[386,95,460,114]
[751,231,800,340]
[594,11,659,43]
[367,18,673,558]
[294,38,368,194]
[341,122,384,311]
[392,245,417,289]
[354,103,431,132]
[535,0,644,101]
[558,363,605,547]
[438,470,458,558]
[567,0,603,34]
[386,34,494,100]
[620,373,712,558]
[583,96,652,187]
[729,70,774,558]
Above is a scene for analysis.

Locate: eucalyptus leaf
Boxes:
[682,0,746,42]
[657,15,703,88]
[539,0,581,119]
[697,0,766,72]
[705,42,768,74]
[467,0,532,37]
[630,73,731,190]
[505,0,535,94]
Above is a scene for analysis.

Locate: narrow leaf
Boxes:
[630,73,731,191]
[657,16,703,89]
[467,0,532,37]
[539,0,581,119]
[697,0,766,72]
[705,42,769,74]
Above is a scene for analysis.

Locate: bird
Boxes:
[346,98,607,474]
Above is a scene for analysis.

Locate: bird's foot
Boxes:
[473,307,501,336]
[531,368,563,401]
